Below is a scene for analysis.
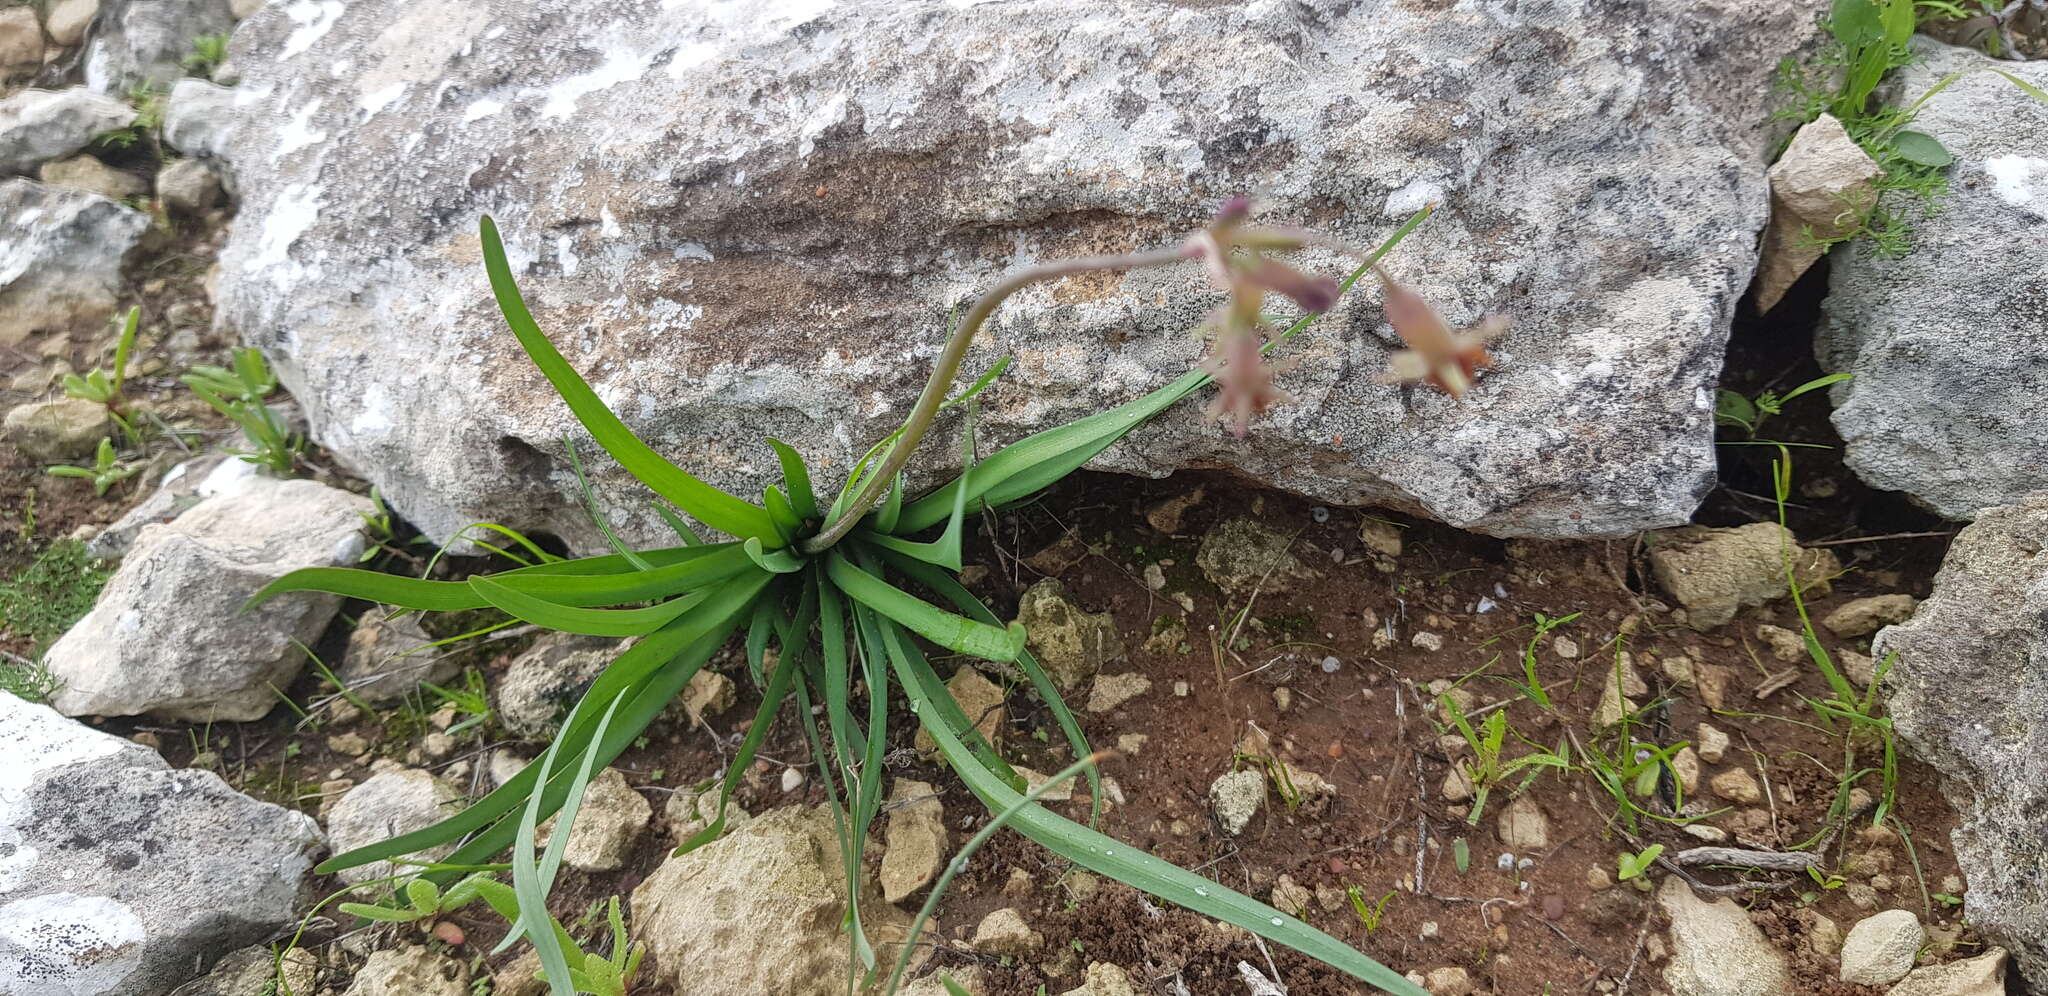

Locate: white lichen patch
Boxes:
[463,98,504,123]
[251,183,325,273]
[279,0,346,61]
[273,100,328,162]
[542,48,658,120]
[0,893,146,991]
[1984,155,2047,207]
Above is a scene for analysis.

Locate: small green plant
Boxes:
[1452,837,1470,874]
[45,438,139,496]
[254,204,1443,996]
[538,896,644,996]
[420,667,493,735]
[1439,693,1571,825]
[1715,374,1854,441]
[182,33,230,78]
[0,654,60,704]
[1345,886,1396,932]
[184,348,302,474]
[1615,844,1663,882]
[1514,611,1579,710]
[337,871,517,925]
[61,307,144,444]
[0,539,111,655]
[95,84,165,151]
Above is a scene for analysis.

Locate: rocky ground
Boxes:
[5,2,2048,996]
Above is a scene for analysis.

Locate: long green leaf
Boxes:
[315,575,768,875]
[825,552,1023,662]
[478,216,777,543]
[877,620,1424,996]
[512,690,623,988]
[468,577,713,637]
[765,439,819,520]
[564,436,653,571]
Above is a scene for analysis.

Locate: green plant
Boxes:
[0,653,60,703]
[61,307,144,444]
[1615,844,1663,882]
[184,347,302,474]
[1438,693,1571,825]
[0,538,110,654]
[95,83,165,151]
[1514,610,1579,710]
[420,667,493,735]
[1346,886,1396,932]
[337,871,517,925]
[1714,374,1853,441]
[182,33,229,78]
[45,438,139,496]
[253,206,1439,996]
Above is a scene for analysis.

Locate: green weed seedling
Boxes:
[1715,373,1853,443]
[1347,886,1396,932]
[337,871,516,925]
[1615,844,1662,882]
[0,539,110,658]
[185,347,302,474]
[94,84,164,151]
[419,667,494,736]
[61,307,144,445]
[45,438,138,496]
[183,33,229,79]
[250,203,1444,996]
[1438,693,1571,826]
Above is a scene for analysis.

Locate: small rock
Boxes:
[1116,733,1147,755]
[1839,647,1878,687]
[879,778,948,904]
[1145,486,1204,534]
[1710,768,1762,805]
[536,767,649,871]
[1411,631,1444,652]
[1419,920,1441,939]
[4,397,109,461]
[1594,665,1641,727]
[1647,523,1838,630]
[972,907,1044,957]
[1798,908,1843,958]
[1681,823,1730,843]
[189,945,318,996]
[325,768,465,886]
[664,784,751,842]
[780,766,805,792]
[494,634,615,737]
[1823,594,1918,638]
[335,605,459,703]
[1,179,149,347]
[43,0,98,47]
[1886,947,2008,996]
[1756,623,1808,663]
[1270,875,1311,917]
[1553,635,1581,659]
[1840,909,1924,986]
[1358,518,1402,558]
[1196,516,1314,596]
[342,945,469,996]
[45,478,374,722]
[1086,672,1151,713]
[1059,961,1138,996]
[1143,563,1166,590]
[1696,723,1730,763]
[490,949,546,996]
[1271,686,1292,711]
[1846,882,1881,910]
[1012,578,1124,691]
[1173,680,1190,697]
[1424,966,1474,996]
[156,157,226,214]
[1671,746,1702,796]
[1694,663,1732,711]
[1658,876,1794,996]
[325,730,370,757]
[1440,761,1475,803]
[1497,794,1551,851]
[0,8,44,79]
[39,154,146,201]
[1586,866,1612,891]
[1,87,138,176]
[1753,114,1883,311]
[917,666,1003,752]
[1209,768,1266,836]
[681,668,736,722]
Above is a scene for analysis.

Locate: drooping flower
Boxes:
[1182,198,1339,436]
[1374,265,1507,400]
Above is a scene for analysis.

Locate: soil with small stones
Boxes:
[2,198,2000,995]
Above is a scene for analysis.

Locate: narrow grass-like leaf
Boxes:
[468,577,712,637]
[246,568,495,612]
[878,620,1424,996]
[862,403,975,571]
[874,472,905,534]
[564,436,654,571]
[674,620,800,855]
[742,536,807,574]
[825,551,1023,662]
[650,502,705,545]
[512,691,622,987]
[479,216,778,543]
[763,486,802,544]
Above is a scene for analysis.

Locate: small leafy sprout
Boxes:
[1374,265,1508,400]
[1438,693,1571,825]
[420,668,493,736]
[1714,373,1853,440]
[45,438,139,496]
[542,896,644,996]
[62,307,144,445]
[1615,844,1663,882]
[337,870,517,924]
[1807,865,1848,890]
[1453,837,1471,874]
[183,33,230,78]
[1933,891,1964,907]
[184,348,302,474]
[1346,886,1396,932]
[1516,611,1580,710]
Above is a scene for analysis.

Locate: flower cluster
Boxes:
[1182,197,1340,438]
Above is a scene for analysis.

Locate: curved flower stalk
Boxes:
[248,204,1441,996]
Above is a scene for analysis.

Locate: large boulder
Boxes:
[191,0,1818,549]
[0,179,149,347]
[1816,41,2048,520]
[1873,494,2048,987]
[0,692,324,996]
[44,475,375,722]
[0,87,138,176]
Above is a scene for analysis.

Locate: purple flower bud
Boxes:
[1215,196,1252,225]
[1249,259,1340,312]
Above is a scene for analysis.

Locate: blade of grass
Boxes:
[825,551,1024,662]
